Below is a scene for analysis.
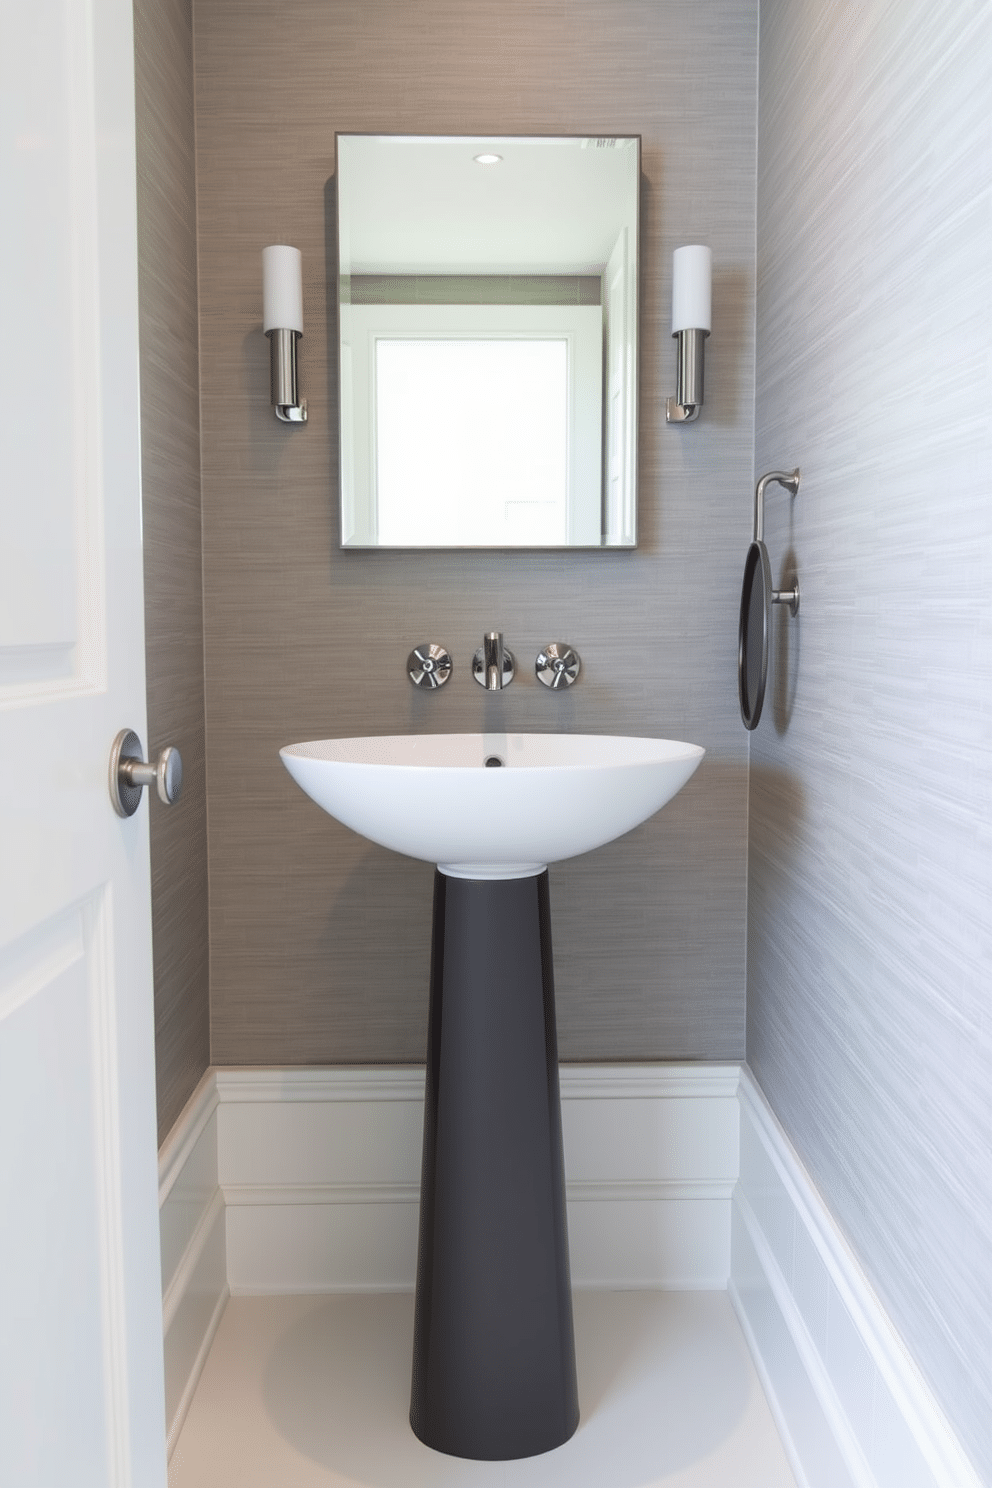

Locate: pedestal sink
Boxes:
[280,733,704,1460]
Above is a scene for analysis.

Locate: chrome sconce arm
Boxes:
[262,245,307,425]
[666,326,709,423]
[666,245,711,425]
[267,327,307,423]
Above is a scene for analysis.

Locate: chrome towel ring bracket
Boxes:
[738,468,801,731]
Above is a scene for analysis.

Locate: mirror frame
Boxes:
[334,132,641,552]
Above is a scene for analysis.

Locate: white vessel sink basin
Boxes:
[280,733,704,879]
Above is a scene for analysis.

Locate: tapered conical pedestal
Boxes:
[410,870,579,1460]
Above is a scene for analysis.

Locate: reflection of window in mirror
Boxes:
[376,339,569,547]
[343,302,602,546]
[336,135,639,549]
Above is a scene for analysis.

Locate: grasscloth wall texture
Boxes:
[749,0,992,1478]
[193,0,759,1066]
[134,0,211,1142]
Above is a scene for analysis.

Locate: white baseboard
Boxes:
[159,1062,980,1487]
[731,1067,982,1488]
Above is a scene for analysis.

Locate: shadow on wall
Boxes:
[313,847,435,1060]
[553,761,748,1062]
[747,763,805,894]
[711,267,750,429]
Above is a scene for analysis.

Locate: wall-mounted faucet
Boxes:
[473,632,515,689]
[411,635,581,691]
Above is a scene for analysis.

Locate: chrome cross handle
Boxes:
[536,643,581,689]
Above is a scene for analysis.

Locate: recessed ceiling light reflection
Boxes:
[473,153,503,165]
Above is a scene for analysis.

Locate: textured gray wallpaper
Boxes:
[192,0,759,1066]
[749,0,992,1477]
[134,0,211,1142]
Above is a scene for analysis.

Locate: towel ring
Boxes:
[738,469,801,730]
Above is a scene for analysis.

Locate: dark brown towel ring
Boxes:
[738,470,801,730]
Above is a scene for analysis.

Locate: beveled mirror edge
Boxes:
[333,132,641,553]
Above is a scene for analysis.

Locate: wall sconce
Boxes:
[666,245,711,424]
[262,245,307,423]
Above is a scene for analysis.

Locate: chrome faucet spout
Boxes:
[484,631,504,690]
[473,633,514,689]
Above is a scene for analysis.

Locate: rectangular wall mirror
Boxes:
[336,135,640,549]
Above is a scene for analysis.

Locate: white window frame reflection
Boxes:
[341,303,602,547]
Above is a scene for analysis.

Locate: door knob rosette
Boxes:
[109,729,183,817]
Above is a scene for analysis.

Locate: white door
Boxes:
[0,1,167,1484]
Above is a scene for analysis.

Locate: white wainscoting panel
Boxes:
[217,1067,424,1295]
[214,1064,740,1295]
[158,1072,227,1452]
[561,1063,739,1289]
[159,1063,979,1482]
[731,1069,983,1488]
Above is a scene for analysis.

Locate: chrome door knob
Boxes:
[109,729,183,817]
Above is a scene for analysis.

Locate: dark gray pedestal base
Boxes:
[410,870,579,1461]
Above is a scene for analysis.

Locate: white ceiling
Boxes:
[337,135,639,276]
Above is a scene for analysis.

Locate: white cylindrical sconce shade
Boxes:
[262,245,304,334]
[671,245,711,333]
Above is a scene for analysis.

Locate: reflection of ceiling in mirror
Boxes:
[337,136,638,276]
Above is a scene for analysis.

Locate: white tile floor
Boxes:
[169,1290,797,1488]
